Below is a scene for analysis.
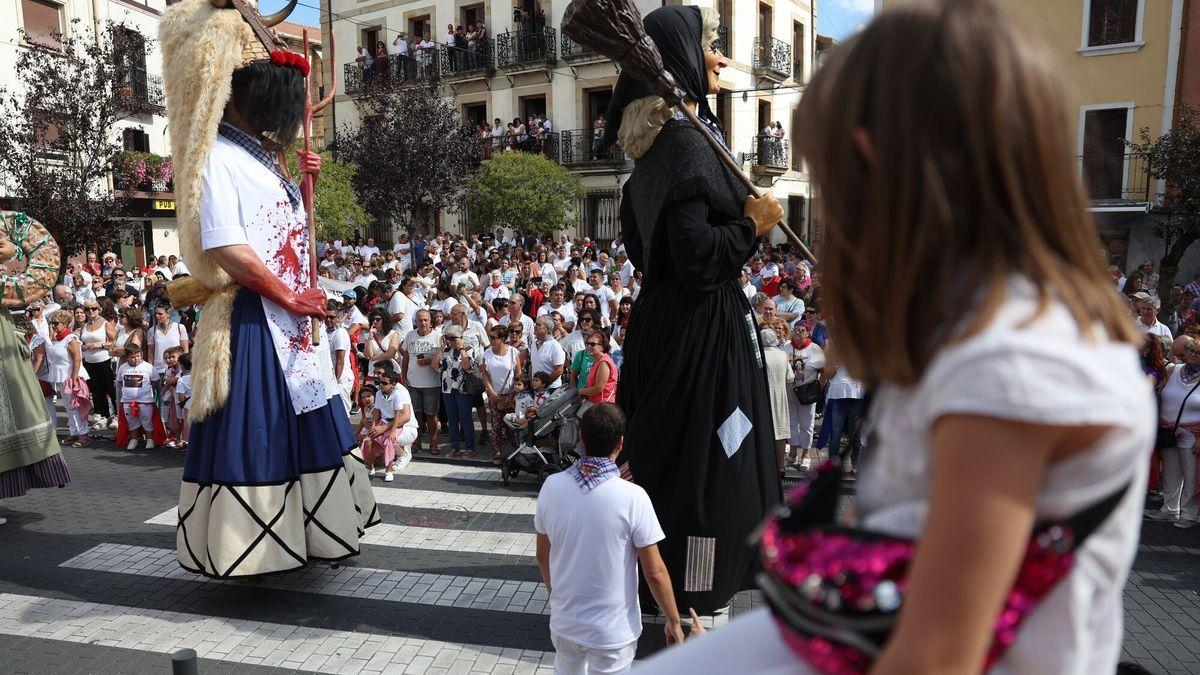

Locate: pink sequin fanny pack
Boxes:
[756,460,1128,674]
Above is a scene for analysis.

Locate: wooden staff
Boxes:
[301,28,336,345]
[561,0,817,265]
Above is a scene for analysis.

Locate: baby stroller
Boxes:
[500,386,581,486]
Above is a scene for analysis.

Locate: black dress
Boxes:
[617,119,781,615]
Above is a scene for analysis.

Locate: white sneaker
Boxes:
[800,458,811,470]
[145,440,156,450]
[1147,510,1180,521]
[126,439,138,450]
[1174,519,1198,529]
[108,417,118,429]
[394,449,412,471]
[369,467,377,477]
[0,517,7,526]
[384,472,394,482]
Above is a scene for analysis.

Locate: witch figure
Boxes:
[160,0,378,578]
[0,211,70,522]
[607,5,784,614]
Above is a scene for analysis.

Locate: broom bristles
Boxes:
[562,0,682,104]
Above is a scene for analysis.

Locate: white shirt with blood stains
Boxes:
[198,134,336,415]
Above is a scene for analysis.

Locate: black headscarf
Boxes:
[602,5,720,149]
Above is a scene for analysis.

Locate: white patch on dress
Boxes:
[717,407,752,458]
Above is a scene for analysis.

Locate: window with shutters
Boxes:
[123,128,151,153]
[1081,107,1129,200]
[21,0,63,50]
[1086,0,1140,47]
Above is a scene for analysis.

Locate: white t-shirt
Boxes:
[328,326,355,391]
[402,328,443,389]
[640,278,1156,675]
[537,302,577,326]
[387,292,419,337]
[483,283,511,303]
[534,472,665,650]
[587,285,616,319]
[116,361,158,403]
[1138,318,1172,344]
[343,305,367,330]
[529,337,566,388]
[433,296,459,316]
[451,270,480,291]
[359,245,381,259]
[499,313,535,348]
[176,372,192,410]
[375,386,419,434]
[620,259,634,288]
[149,322,188,374]
[483,347,519,395]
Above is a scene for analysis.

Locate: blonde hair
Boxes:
[796,0,1140,387]
[617,8,719,159]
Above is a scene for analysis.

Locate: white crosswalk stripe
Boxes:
[61,544,551,615]
[145,507,537,557]
[0,592,553,673]
[394,460,537,485]
[365,486,538,515]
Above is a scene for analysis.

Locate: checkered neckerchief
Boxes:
[217,122,302,210]
[569,456,621,494]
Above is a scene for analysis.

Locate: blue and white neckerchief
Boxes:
[569,456,621,494]
[216,122,302,210]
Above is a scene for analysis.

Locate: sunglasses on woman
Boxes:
[586,341,603,347]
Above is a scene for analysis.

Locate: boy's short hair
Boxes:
[531,371,550,387]
[164,346,184,358]
[579,403,625,457]
[124,344,142,358]
[377,369,398,384]
[178,353,192,370]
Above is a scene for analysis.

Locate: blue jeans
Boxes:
[443,390,476,452]
[819,398,865,466]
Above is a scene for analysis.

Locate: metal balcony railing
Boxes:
[752,134,789,170]
[752,36,792,80]
[714,25,728,56]
[793,59,804,83]
[560,32,600,62]
[439,39,495,78]
[344,50,441,95]
[115,70,165,113]
[497,26,557,70]
[1080,153,1151,204]
[473,134,559,164]
[558,129,628,168]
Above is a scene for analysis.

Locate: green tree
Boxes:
[1129,105,1200,301]
[284,150,370,242]
[467,152,584,238]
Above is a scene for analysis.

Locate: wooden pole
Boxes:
[301,29,321,346]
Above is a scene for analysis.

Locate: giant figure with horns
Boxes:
[159,0,379,578]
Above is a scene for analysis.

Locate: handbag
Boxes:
[756,451,1129,673]
[462,370,486,396]
[1157,366,1200,450]
[792,355,822,405]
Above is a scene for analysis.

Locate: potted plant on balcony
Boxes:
[159,156,174,193]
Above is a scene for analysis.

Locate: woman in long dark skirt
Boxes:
[606,5,784,615]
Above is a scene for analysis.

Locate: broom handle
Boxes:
[302,29,320,347]
[675,104,817,265]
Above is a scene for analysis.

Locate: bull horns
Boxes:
[260,0,299,27]
[207,0,298,28]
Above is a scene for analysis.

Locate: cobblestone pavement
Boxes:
[0,426,1195,674]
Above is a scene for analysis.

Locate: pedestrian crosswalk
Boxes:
[7,456,734,673]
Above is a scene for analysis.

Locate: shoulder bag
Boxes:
[1157,365,1200,450]
[792,355,822,405]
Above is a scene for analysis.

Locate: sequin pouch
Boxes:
[756,458,1128,674]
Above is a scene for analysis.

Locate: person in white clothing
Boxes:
[1150,336,1200,527]
[530,316,566,390]
[367,370,418,480]
[482,271,511,303]
[115,344,159,449]
[537,287,577,332]
[499,295,535,349]
[641,3,1156,674]
[784,322,825,469]
[325,305,356,412]
[46,309,91,446]
[535,404,684,675]
[1133,292,1172,347]
[401,309,444,454]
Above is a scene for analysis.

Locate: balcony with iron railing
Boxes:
[440,39,495,81]
[497,26,557,72]
[1080,153,1151,207]
[752,36,792,82]
[793,59,804,84]
[750,134,789,178]
[560,32,603,64]
[714,25,728,56]
[558,129,629,171]
[472,133,559,165]
[344,51,440,95]
[114,70,165,114]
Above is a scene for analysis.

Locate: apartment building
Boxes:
[323,0,818,245]
[879,0,1190,277]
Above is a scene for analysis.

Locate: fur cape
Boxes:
[159,0,255,421]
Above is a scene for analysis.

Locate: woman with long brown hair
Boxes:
[641,1,1152,672]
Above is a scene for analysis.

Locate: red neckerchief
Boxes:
[54,328,72,341]
[793,338,812,350]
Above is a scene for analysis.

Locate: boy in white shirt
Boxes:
[370,368,419,479]
[535,403,684,673]
[116,344,159,450]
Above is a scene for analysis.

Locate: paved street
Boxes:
[0,429,1197,674]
